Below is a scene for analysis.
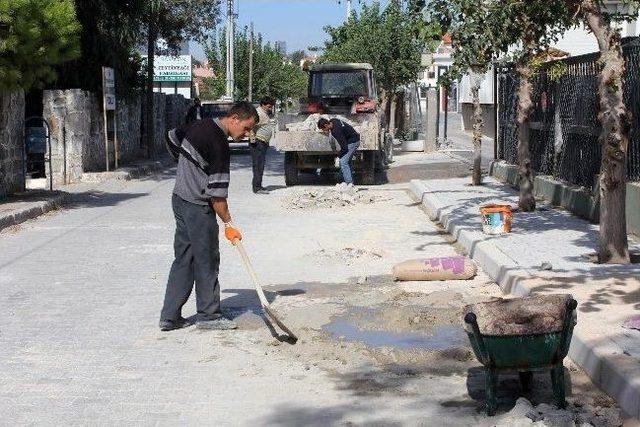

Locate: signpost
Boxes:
[102,66,118,170]
[153,55,192,82]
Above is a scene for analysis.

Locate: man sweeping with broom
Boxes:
[160,101,259,331]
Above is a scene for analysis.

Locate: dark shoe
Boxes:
[253,187,269,195]
[196,318,238,330]
[159,317,192,331]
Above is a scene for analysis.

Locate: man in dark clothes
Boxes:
[250,97,276,194]
[318,117,360,189]
[185,97,202,124]
[161,101,259,331]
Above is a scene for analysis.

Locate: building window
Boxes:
[428,71,436,79]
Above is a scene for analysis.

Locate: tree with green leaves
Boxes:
[143,0,220,158]
[204,27,307,102]
[429,0,505,185]
[0,0,80,91]
[496,1,574,212]
[486,0,635,263]
[288,50,307,67]
[54,0,145,97]
[571,0,640,263]
[428,0,637,263]
[322,1,425,135]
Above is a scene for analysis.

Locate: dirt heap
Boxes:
[494,397,621,427]
[463,294,575,336]
[283,188,389,210]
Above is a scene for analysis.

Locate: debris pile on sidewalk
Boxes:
[311,247,383,265]
[494,396,621,427]
[282,188,389,210]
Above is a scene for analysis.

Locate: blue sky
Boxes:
[191,0,390,60]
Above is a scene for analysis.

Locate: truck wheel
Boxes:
[284,152,298,186]
[359,151,376,185]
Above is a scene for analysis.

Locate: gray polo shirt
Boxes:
[173,118,231,205]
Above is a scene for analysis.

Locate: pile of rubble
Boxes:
[494,397,621,427]
[311,247,383,266]
[282,187,389,210]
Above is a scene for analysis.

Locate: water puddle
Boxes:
[323,319,468,351]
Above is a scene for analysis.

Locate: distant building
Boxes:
[417,33,454,114]
[275,41,287,57]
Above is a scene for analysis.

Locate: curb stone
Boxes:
[1,156,175,233]
[81,157,174,183]
[0,192,70,232]
[410,178,640,419]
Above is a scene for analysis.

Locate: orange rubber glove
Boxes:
[224,222,242,244]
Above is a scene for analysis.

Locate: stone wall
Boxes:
[44,90,145,183]
[165,94,189,131]
[44,89,87,185]
[0,90,25,198]
[117,96,143,164]
[141,92,169,157]
[44,90,182,183]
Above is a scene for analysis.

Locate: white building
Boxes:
[417,34,455,113]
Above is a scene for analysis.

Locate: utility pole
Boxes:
[225,0,235,100]
[248,22,254,102]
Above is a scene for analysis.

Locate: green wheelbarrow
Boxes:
[463,294,578,416]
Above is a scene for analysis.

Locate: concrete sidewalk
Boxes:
[0,156,174,232]
[410,176,640,419]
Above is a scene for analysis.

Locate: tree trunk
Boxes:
[471,71,485,185]
[516,56,536,212]
[389,93,397,138]
[583,1,630,264]
[145,17,157,160]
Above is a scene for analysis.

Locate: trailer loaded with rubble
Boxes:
[274,63,392,186]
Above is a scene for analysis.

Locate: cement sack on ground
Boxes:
[392,256,477,281]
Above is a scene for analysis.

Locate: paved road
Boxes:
[0,148,619,425]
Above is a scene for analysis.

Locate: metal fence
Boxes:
[497,44,640,189]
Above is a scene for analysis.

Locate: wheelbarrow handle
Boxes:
[465,312,490,365]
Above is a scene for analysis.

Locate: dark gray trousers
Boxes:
[160,194,221,322]
[250,141,268,190]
